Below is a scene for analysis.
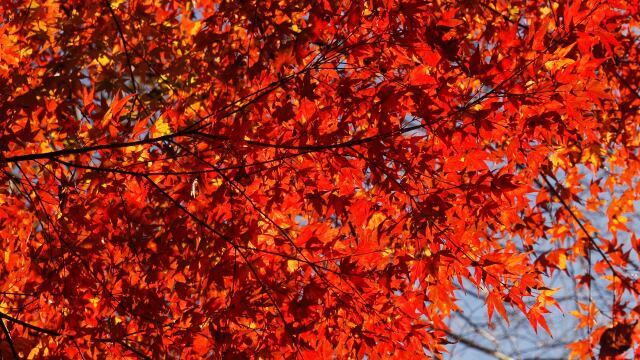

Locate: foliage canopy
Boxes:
[1,0,639,358]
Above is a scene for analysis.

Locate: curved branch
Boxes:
[0,311,61,337]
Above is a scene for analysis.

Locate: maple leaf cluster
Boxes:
[0,0,639,358]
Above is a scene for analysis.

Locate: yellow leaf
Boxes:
[27,341,45,359]
[557,252,567,270]
[97,54,111,67]
[367,212,386,230]
[613,215,628,224]
[89,296,100,308]
[210,178,223,187]
[35,20,47,32]
[190,21,203,37]
[110,0,126,8]
[287,260,298,272]
[544,58,575,71]
[152,114,172,137]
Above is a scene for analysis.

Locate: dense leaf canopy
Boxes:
[1,0,639,358]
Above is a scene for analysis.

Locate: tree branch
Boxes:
[445,329,513,360]
[1,318,20,360]
[0,311,60,337]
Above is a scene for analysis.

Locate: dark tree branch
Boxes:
[1,318,20,360]
[0,311,61,337]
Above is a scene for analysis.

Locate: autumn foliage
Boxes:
[1,0,640,358]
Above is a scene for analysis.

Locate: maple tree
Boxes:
[1,0,639,358]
